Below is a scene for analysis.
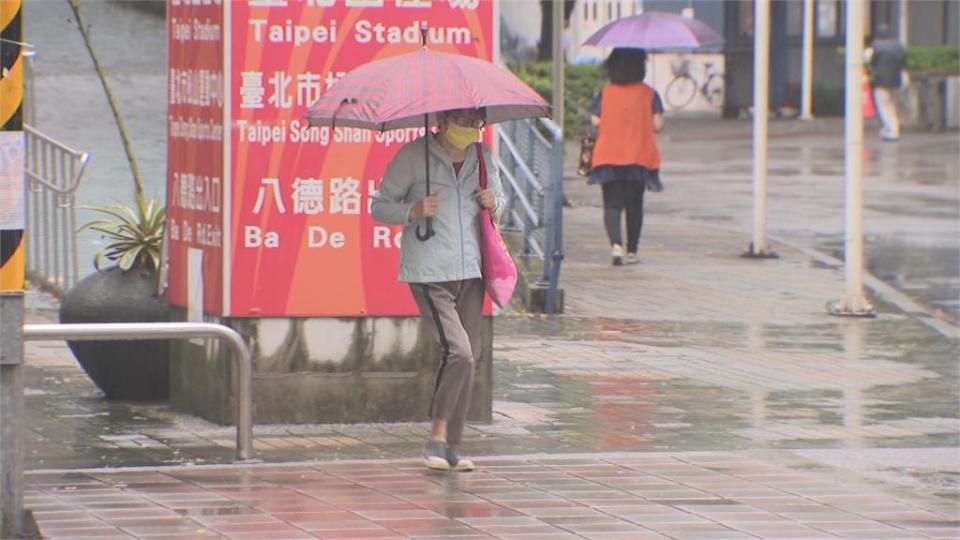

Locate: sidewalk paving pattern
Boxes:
[27,453,959,540]
[19,110,959,538]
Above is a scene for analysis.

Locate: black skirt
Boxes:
[591,165,660,208]
[588,164,659,186]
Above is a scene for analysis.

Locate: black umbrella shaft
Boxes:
[424,112,430,196]
[416,112,435,242]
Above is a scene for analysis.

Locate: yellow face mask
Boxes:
[444,123,481,149]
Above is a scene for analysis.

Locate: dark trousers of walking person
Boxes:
[410,279,483,448]
[602,179,646,254]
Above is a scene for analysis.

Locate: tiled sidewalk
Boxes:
[28,452,960,540]
[20,119,958,538]
[21,164,960,537]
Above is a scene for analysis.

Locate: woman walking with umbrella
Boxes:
[582,12,724,265]
[307,39,549,471]
[589,48,664,265]
[371,108,501,471]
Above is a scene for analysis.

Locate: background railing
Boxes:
[23,124,89,295]
[496,118,565,313]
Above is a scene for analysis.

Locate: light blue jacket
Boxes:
[371,135,506,284]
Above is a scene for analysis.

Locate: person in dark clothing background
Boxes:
[589,48,664,266]
[867,29,907,141]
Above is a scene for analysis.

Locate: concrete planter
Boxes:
[59,267,170,400]
[169,310,493,425]
[901,73,959,130]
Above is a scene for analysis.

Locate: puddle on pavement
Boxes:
[819,238,960,323]
[495,313,958,451]
[769,167,803,176]
[22,305,958,475]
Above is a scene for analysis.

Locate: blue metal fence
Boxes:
[496,118,564,313]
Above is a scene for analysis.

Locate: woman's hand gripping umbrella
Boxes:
[305,30,550,241]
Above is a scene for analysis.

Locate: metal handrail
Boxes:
[23,124,90,294]
[498,133,545,194]
[23,125,89,194]
[496,163,540,226]
[22,322,254,461]
[496,117,564,313]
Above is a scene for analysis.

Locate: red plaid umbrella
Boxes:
[306,43,549,241]
[305,48,550,130]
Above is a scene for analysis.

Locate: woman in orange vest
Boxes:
[589,48,664,266]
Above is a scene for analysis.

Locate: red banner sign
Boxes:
[168,0,495,317]
[228,0,494,317]
[167,0,226,315]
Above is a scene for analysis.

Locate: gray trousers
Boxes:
[410,279,483,446]
[873,87,900,138]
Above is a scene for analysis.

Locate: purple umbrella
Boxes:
[583,11,724,50]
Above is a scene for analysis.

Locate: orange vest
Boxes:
[592,83,661,170]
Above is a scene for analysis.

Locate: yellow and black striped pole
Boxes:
[1,0,25,291]
[1,1,28,537]
[1,0,24,292]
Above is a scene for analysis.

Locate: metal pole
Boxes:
[552,0,564,134]
[829,0,875,317]
[1,2,30,535]
[23,322,255,459]
[1,294,27,538]
[745,0,776,258]
[800,0,815,120]
[899,0,910,88]
[899,0,909,46]
[541,119,565,314]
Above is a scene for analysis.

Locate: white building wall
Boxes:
[569,0,641,64]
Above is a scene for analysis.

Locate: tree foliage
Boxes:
[537,0,577,61]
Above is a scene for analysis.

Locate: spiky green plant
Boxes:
[80,196,165,271]
[67,0,168,275]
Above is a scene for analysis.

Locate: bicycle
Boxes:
[665,56,725,110]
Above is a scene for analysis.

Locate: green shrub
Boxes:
[836,45,959,75]
[905,46,960,75]
[510,62,606,139]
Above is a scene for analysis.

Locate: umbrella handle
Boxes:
[416,111,434,242]
[415,218,435,241]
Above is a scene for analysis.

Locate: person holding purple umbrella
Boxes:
[588,48,665,266]
[371,108,505,472]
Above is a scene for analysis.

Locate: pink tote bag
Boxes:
[476,143,518,308]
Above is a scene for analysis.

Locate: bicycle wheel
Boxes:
[665,75,697,110]
[704,74,725,108]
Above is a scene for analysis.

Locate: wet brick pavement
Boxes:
[17,4,960,531]
[22,119,960,536]
[26,453,960,540]
[22,220,959,471]
[21,123,960,475]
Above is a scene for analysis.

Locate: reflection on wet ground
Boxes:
[28,452,960,540]
[20,3,960,535]
[24,132,960,503]
[496,315,959,447]
[819,239,960,324]
[24,309,958,492]
[646,123,959,327]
